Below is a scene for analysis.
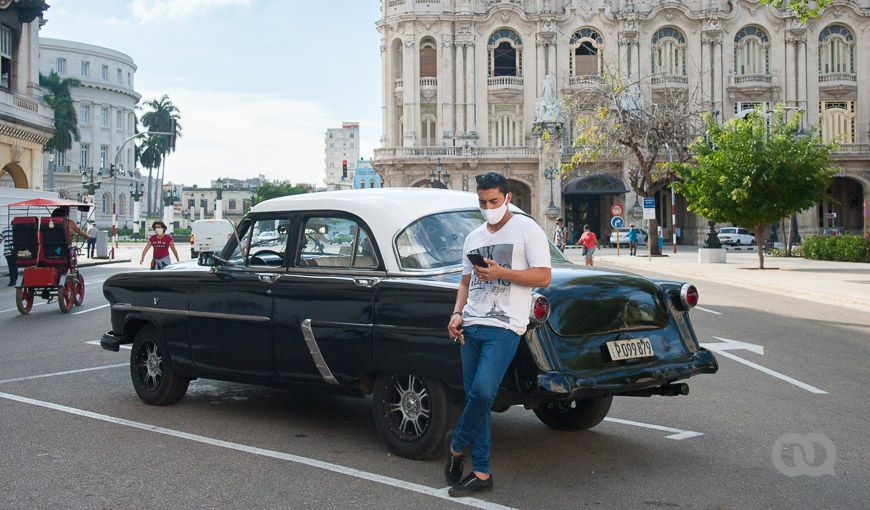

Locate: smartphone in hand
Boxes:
[466,253,487,267]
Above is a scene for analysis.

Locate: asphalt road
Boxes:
[0,263,868,509]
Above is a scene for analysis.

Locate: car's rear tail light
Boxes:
[529,293,550,327]
[680,284,699,309]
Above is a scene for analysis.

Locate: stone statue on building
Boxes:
[534,74,562,123]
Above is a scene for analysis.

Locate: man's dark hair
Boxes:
[152,221,167,230]
[50,207,70,217]
[475,172,510,195]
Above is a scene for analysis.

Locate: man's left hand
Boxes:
[472,258,504,282]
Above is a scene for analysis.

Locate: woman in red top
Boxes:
[140,221,179,270]
[576,224,599,267]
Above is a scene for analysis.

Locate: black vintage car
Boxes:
[101,188,718,459]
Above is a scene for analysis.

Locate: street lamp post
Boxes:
[80,166,102,200]
[428,160,450,189]
[129,181,144,238]
[215,178,224,220]
[199,193,205,221]
[543,167,561,220]
[663,142,677,254]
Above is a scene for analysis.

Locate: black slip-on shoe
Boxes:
[448,473,493,497]
[444,450,465,486]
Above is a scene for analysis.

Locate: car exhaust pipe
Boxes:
[618,383,690,398]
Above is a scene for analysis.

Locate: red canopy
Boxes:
[6,198,94,209]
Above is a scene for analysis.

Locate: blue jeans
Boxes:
[451,324,520,474]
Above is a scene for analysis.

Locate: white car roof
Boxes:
[250,188,522,273]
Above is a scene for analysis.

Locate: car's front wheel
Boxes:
[130,326,189,406]
[533,395,613,431]
[372,373,454,459]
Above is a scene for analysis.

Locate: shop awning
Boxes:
[563,174,629,195]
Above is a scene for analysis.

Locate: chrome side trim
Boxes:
[110,303,270,323]
[300,319,340,385]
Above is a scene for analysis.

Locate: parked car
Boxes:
[820,227,846,237]
[189,219,235,258]
[717,226,756,246]
[609,227,648,247]
[101,189,718,459]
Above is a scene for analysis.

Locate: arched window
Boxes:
[818,24,855,75]
[488,28,523,77]
[421,115,437,146]
[118,193,127,216]
[651,27,687,76]
[419,37,437,78]
[569,28,604,77]
[734,25,770,75]
[101,192,112,214]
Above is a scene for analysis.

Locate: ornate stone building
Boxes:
[38,38,143,228]
[0,0,53,191]
[374,0,870,242]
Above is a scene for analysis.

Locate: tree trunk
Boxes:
[755,224,765,269]
[145,167,153,216]
[647,218,662,256]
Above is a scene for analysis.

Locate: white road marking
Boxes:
[603,417,704,440]
[0,363,127,385]
[695,306,722,315]
[72,303,110,315]
[85,340,130,350]
[701,336,827,394]
[0,391,516,510]
[0,302,46,314]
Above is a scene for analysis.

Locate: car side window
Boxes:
[297,216,378,269]
[226,217,290,268]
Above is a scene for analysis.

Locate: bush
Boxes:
[802,235,870,263]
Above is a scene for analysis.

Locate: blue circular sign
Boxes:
[611,216,625,228]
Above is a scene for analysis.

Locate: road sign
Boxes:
[611,216,625,228]
[642,197,656,220]
[610,204,623,216]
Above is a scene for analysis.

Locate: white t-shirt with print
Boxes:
[461,214,552,335]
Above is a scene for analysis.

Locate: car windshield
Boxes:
[395,210,569,270]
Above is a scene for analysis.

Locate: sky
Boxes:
[40,0,383,187]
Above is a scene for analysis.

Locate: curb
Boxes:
[74,258,132,268]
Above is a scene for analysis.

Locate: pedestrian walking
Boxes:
[627,223,639,256]
[86,223,98,258]
[552,217,568,252]
[140,221,179,270]
[576,224,599,266]
[445,172,552,498]
[1,225,17,286]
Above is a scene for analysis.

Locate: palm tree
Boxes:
[138,95,182,213]
[40,72,81,153]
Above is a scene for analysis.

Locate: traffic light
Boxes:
[342,160,348,178]
[108,164,115,178]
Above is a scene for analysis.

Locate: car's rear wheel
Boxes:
[533,395,613,431]
[73,273,85,306]
[372,373,453,459]
[130,325,189,405]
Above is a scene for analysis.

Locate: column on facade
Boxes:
[402,38,416,146]
[547,42,556,77]
[796,36,808,120]
[465,42,476,137]
[441,38,455,143]
[455,42,466,135]
[536,40,546,89]
[709,36,722,118]
[382,40,392,146]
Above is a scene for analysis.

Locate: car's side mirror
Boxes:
[198,251,216,267]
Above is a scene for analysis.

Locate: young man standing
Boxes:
[445,172,552,497]
[627,223,639,256]
[1,226,16,286]
[552,217,568,252]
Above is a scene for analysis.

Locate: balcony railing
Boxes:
[819,72,856,83]
[732,73,773,85]
[374,146,538,159]
[53,164,72,173]
[831,143,870,154]
[13,94,39,112]
[420,77,437,88]
[394,79,403,90]
[651,74,689,87]
[487,76,524,87]
[568,75,604,88]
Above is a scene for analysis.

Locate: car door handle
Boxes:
[353,277,380,288]
[258,274,281,283]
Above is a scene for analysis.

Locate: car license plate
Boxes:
[607,338,655,361]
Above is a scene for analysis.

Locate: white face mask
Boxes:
[155,228,164,234]
[480,194,510,225]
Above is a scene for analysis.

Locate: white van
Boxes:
[190,219,235,257]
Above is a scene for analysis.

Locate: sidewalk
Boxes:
[564,245,870,314]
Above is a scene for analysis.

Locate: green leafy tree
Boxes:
[139,95,182,214]
[672,105,837,269]
[760,0,831,22]
[253,182,308,204]
[40,72,81,153]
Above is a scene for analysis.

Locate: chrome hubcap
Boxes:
[141,343,162,390]
[389,374,430,438]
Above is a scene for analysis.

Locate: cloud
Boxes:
[138,88,337,187]
[129,0,254,24]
